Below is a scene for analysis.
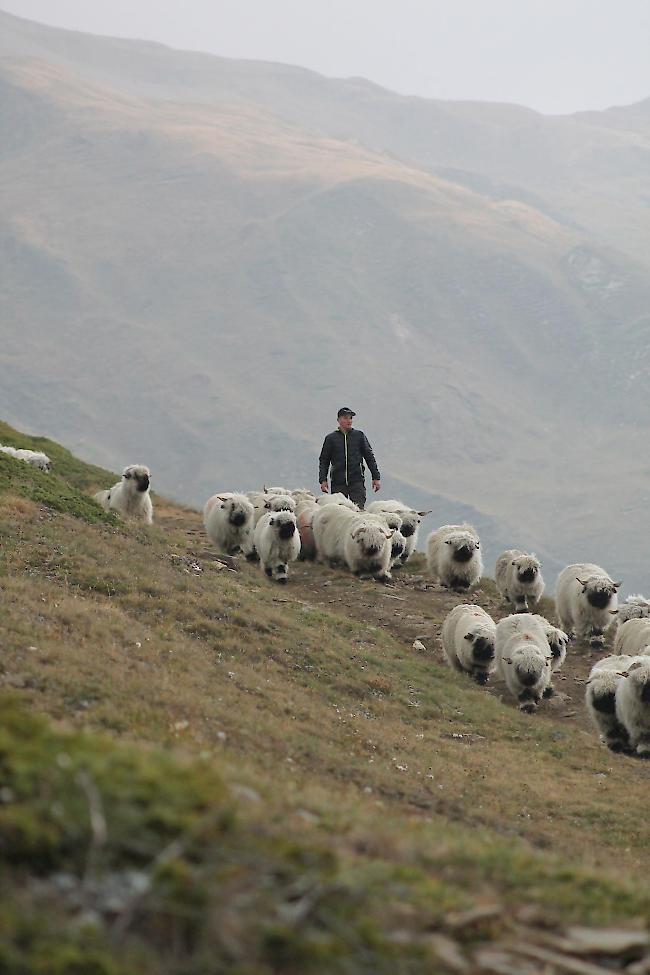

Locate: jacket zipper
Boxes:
[344,431,348,486]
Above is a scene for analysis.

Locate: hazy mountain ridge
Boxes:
[1,10,650,587]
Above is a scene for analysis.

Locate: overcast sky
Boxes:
[3,0,650,114]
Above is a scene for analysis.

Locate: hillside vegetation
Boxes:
[1,421,650,973]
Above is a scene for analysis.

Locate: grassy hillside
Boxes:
[2,423,650,973]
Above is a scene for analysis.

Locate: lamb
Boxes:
[441,604,496,684]
[366,500,431,565]
[254,509,301,583]
[1,444,52,471]
[94,465,153,523]
[615,655,650,758]
[312,504,393,581]
[244,491,297,560]
[613,618,650,656]
[426,524,483,591]
[555,562,621,646]
[495,550,544,612]
[494,613,552,712]
[203,492,254,555]
[586,655,634,753]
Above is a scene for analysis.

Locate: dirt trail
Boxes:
[159,503,612,734]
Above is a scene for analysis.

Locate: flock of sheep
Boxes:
[4,446,650,760]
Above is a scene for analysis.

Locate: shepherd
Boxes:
[318,407,381,510]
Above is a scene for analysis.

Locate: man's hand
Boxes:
[372,480,381,493]
[320,481,329,493]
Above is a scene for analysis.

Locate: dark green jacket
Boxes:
[319,428,380,485]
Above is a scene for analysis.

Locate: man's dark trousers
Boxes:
[331,481,366,509]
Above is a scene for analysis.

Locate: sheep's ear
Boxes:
[263,485,269,493]
[576,577,587,585]
[609,609,618,615]
[618,670,629,678]
[613,581,622,589]
[417,510,432,517]
[445,539,452,545]
[351,527,363,540]
[502,656,512,664]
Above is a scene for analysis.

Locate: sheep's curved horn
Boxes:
[384,530,394,539]
[576,578,588,585]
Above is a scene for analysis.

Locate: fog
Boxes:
[3,0,650,114]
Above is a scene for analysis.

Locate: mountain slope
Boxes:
[2,424,650,970]
[1,14,650,587]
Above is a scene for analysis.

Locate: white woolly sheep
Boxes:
[1,444,52,471]
[426,524,483,591]
[366,500,431,565]
[555,562,621,646]
[263,485,293,496]
[441,604,496,684]
[613,618,650,656]
[586,655,635,754]
[495,550,544,613]
[494,614,552,712]
[203,492,254,555]
[611,595,650,635]
[316,493,359,510]
[291,488,316,502]
[94,465,153,523]
[312,505,393,581]
[615,655,650,758]
[363,511,407,569]
[254,509,301,583]
[244,491,297,560]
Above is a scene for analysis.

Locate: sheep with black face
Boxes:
[426,523,483,591]
[615,655,650,758]
[495,550,545,612]
[203,492,254,555]
[495,613,553,713]
[586,654,635,754]
[366,500,431,565]
[441,604,496,684]
[254,509,301,583]
[555,563,621,646]
[312,504,393,581]
[94,465,153,523]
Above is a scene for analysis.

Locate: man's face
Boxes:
[338,414,354,431]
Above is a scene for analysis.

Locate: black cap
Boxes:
[337,407,356,417]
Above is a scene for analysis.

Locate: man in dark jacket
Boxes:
[318,407,381,509]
